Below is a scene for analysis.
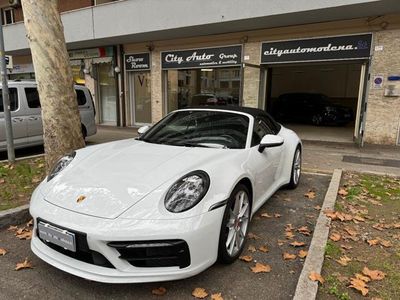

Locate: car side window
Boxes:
[25,87,41,108]
[260,115,280,134]
[251,118,274,147]
[76,90,86,106]
[0,88,18,112]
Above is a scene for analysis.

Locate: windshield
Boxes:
[139,110,249,149]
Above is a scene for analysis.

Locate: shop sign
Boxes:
[125,53,150,71]
[161,45,242,69]
[261,34,372,64]
[5,55,13,69]
[68,47,113,60]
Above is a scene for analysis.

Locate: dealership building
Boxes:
[3,0,400,146]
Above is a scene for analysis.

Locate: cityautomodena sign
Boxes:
[261,34,372,64]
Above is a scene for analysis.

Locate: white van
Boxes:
[0,80,96,151]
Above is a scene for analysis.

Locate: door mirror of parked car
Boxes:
[138,125,151,136]
[258,135,284,153]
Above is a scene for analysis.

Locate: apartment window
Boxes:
[2,8,15,25]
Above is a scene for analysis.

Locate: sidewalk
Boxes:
[86,125,138,144]
[302,140,400,176]
[86,126,400,176]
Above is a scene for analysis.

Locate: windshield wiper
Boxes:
[177,142,227,149]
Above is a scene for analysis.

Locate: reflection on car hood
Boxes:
[41,139,231,219]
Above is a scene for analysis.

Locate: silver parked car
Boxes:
[0,80,96,151]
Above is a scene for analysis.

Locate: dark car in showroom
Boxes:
[272,93,354,126]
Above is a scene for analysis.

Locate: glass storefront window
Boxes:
[72,65,85,85]
[167,67,241,112]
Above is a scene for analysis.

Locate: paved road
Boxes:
[0,173,330,300]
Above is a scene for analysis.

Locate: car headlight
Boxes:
[47,152,76,182]
[164,171,210,213]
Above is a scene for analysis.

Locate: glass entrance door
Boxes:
[98,62,117,125]
[130,72,151,125]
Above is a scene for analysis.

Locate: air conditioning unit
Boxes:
[8,0,21,7]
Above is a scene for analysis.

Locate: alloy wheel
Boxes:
[225,190,250,257]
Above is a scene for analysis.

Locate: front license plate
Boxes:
[38,221,76,252]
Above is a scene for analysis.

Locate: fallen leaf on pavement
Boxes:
[248,245,256,253]
[7,225,18,231]
[309,272,324,284]
[297,226,311,236]
[283,252,296,260]
[340,244,353,250]
[248,232,261,240]
[329,233,341,242]
[336,255,352,266]
[239,255,253,262]
[362,267,386,280]
[260,212,272,218]
[314,205,321,210]
[285,231,295,239]
[349,277,369,296]
[258,245,269,253]
[192,288,208,299]
[355,273,371,283]
[367,239,379,246]
[277,240,285,246]
[152,287,167,296]
[250,263,271,273]
[353,215,365,222]
[15,258,33,271]
[379,239,392,248]
[16,230,32,240]
[324,210,338,220]
[274,213,282,218]
[0,248,7,256]
[298,250,308,258]
[26,219,33,227]
[304,190,316,199]
[290,241,305,247]
[285,224,295,231]
[211,293,223,300]
[344,227,358,236]
[338,188,348,196]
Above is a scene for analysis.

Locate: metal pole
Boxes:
[0,23,15,163]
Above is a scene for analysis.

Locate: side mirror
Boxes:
[258,134,284,153]
[137,125,150,136]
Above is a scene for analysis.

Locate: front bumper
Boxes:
[30,197,224,283]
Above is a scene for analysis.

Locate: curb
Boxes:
[293,168,342,300]
[0,153,44,164]
[0,204,31,229]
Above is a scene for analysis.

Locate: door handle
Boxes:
[28,116,38,121]
[12,117,23,122]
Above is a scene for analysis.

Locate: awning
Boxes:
[92,57,113,64]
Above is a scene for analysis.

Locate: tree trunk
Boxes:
[21,0,85,172]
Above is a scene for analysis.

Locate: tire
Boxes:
[218,184,251,264]
[287,146,302,189]
[311,114,322,126]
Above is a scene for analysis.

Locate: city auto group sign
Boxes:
[161,45,242,69]
[261,34,372,64]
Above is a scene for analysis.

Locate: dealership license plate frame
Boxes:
[38,221,76,252]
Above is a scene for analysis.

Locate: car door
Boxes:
[24,86,44,145]
[247,117,283,207]
[0,87,28,150]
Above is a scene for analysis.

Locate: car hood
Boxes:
[41,139,232,219]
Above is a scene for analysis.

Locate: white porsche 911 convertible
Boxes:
[30,107,302,283]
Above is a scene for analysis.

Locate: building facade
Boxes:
[2,0,400,145]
